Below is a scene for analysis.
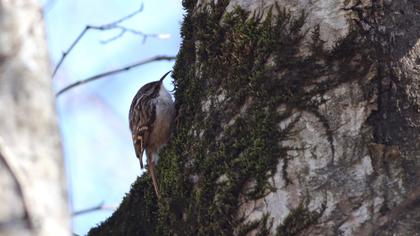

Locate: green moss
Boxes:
[88,176,158,236]
[276,200,326,236]
[237,213,273,236]
[89,1,375,235]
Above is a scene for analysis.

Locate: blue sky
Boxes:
[43,1,183,234]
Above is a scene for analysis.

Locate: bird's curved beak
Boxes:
[159,70,172,83]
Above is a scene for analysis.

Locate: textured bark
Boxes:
[0,1,70,236]
[90,0,420,235]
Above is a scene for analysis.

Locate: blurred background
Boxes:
[42,0,183,235]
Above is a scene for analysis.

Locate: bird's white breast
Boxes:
[150,85,175,163]
[156,85,174,114]
[158,85,173,103]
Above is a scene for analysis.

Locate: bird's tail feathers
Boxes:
[152,152,160,165]
[139,158,144,169]
[138,149,145,169]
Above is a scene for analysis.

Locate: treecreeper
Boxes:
[128,71,175,198]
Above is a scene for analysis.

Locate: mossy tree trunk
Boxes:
[90,0,420,235]
[0,1,69,236]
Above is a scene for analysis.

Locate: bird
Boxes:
[129,70,175,198]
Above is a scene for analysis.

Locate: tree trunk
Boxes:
[89,0,420,235]
[0,1,69,236]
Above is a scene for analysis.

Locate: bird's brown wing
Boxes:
[129,94,156,169]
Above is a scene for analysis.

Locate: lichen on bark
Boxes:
[0,1,69,235]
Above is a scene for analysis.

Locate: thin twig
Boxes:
[52,2,145,78]
[72,201,115,216]
[101,3,144,27]
[56,55,176,96]
[100,26,171,44]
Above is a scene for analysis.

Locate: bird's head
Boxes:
[159,70,172,84]
[139,70,172,97]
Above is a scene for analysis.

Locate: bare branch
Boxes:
[72,201,115,216]
[52,27,88,78]
[101,2,144,27]
[56,55,176,96]
[100,26,171,44]
[52,2,146,78]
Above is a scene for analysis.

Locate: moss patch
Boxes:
[88,176,158,235]
[276,200,326,236]
[89,1,375,235]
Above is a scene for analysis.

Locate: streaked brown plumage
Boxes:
[129,71,175,198]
